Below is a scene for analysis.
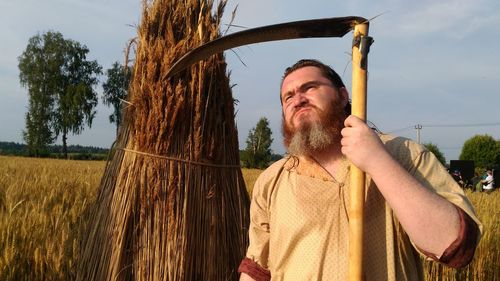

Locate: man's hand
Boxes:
[340,115,389,173]
[341,115,461,256]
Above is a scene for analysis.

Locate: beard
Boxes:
[282,100,346,157]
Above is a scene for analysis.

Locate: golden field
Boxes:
[0,155,498,280]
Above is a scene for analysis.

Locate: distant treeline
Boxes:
[0,141,110,159]
[0,141,284,163]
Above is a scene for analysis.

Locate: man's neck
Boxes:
[309,144,345,177]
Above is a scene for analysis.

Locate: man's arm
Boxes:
[240,273,256,281]
[238,169,273,281]
[341,116,463,257]
[481,177,491,184]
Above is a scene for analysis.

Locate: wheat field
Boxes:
[0,155,498,280]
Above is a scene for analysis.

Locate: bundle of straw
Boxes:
[76,0,250,280]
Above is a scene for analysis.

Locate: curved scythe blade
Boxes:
[166,16,367,77]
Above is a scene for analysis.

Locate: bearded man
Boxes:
[238,59,481,281]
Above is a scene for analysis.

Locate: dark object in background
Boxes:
[449,160,475,187]
[493,168,499,189]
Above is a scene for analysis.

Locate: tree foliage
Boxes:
[459,134,499,169]
[102,62,132,135]
[423,142,446,166]
[18,32,59,156]
[18,31,102,157]
[241,117,273,169]
[23,107,54,157]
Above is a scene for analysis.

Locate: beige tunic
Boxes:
[246,134,481,281]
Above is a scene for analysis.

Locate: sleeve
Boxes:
[238,173,272,280]
[406,148,482,266]
[238,257,271,281]
[417,205,480,268]
[438,205,480,268]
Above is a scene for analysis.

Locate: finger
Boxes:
[341,127,352,137]
[340,135,349,146]
[344,115,362,127]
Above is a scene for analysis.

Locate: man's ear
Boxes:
[339,87,349,106]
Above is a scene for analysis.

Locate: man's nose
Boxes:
[292,93,308,108]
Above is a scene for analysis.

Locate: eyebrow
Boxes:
[298,80,323,92]
[281,80,332,100]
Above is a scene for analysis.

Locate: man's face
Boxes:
[280,66,349,155]
[281,66,347,131]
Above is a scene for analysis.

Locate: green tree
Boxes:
[18,31,102,158]
[102,62,132,135]
[18,32,60,156]
[459,134,499,169]
[242,117,273,169]
[54,37,102,157]
[423,142,446,166]
[23,111,53,157]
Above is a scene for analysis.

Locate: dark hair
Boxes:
[280,59,351,115]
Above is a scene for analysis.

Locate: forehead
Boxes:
[281,66,328,91]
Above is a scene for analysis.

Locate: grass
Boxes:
[0,155,498,280]
[423,189,500,280]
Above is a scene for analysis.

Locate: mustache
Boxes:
[282,99,346,152]
[291,103,320,117]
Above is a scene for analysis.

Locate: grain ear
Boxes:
[76,1,250,280]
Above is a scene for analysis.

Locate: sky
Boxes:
[1,0,499,162]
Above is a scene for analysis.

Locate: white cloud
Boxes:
[392,0,499,39]
[457,13,500,38]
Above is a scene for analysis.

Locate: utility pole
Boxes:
[414,124,423,144]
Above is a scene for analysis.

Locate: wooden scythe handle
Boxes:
[349,22,371,281]
[165,16,373,280]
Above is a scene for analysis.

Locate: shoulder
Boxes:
[379,133,426,154]
[251,157,291,197]
[379,133,428,168]
[255,157,290,185]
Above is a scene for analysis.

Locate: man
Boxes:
[481,168,494,192]
[451,169,465,187]
[238,59,481,281]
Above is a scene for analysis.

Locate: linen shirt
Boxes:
[245,134,482,281]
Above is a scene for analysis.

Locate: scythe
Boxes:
[167,16,373,281]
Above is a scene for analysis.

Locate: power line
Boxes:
[385,125,413,134]
[422,122,500,128]
[386,122,500,133]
